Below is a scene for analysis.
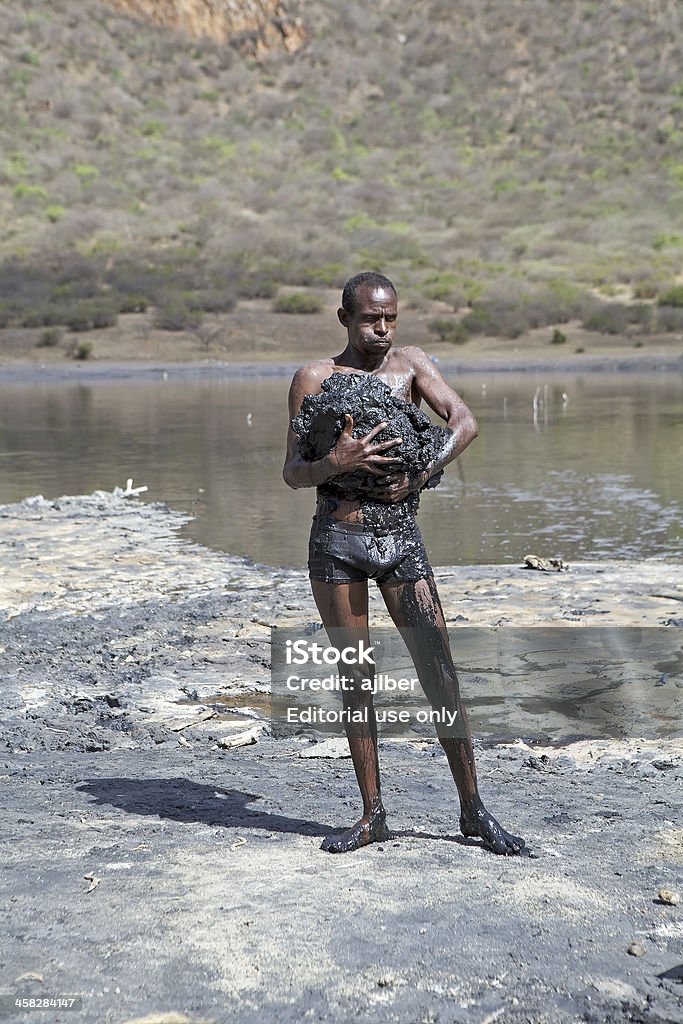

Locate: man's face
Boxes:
[339,285,398,357]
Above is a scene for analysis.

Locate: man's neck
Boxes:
[335,345,390,372]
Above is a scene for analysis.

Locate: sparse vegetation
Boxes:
[118,295,149,313]
[581,302,631,335]
[68,340,93,360]
[427,318,468,344]
[657,306,683,333]
[154,298,203,331]
[45,204,66,223]
[0,0,683,348]
[632,280,661,300]
[36,327,63,347]
[65,301,118,332]
[658,285,683,308]
[272,292,323,314]
[550,329,566,345]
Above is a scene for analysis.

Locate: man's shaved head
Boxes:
[341,272,397,314]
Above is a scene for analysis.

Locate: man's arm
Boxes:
[282,365,404,490]
[283,366,338,489]
[411,346,479,485]
[375,348,478,503]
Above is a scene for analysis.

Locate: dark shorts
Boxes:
[308,515,433,587]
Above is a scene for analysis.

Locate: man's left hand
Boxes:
[364,470,427,504]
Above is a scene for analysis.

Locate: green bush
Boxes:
[581,302,630,335]
[422,273,466,307]
[657,285,683,307]
[66,300,118,332]
[189,288,237,314]
[73,164,99,181]
[13,183,48,200]
[272,292,323,314]
[37,327,63,347]
[460,304,527,338]
[118,295,149,313]
[45,204,66,223]
[459,306,495,337]
[21,306,66,328]
[625,304,653,330]
[71,340,93,360]
[550,329,567,344]
[426,318,468,344]
[237,273,277,299]
[657,306,683,332]
[632,280,660,300]
[154,298,203,331]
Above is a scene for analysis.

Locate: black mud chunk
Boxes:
[292,372,450,500]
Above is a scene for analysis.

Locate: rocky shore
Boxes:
[1,492,681,1024]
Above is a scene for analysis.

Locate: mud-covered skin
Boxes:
[388,575,531,857]
[320,796,390,853]
[459,802,531,856]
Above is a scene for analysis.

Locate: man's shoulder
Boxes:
[393,346,430,362]
[289,358,336,393]
[391,345,432,369]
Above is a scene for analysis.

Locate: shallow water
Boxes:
[1,370,681,566]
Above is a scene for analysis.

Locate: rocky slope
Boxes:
[107,0,307,52]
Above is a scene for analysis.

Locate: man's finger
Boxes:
[364,460,403,477]
[370,437,403,453]
[368,454,404,467]
[363,421,388,442]
[342,413,354,433]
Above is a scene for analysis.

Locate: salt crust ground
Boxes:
[0,493,681,1024]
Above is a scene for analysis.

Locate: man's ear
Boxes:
[337,306,350,328]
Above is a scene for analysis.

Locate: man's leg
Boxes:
[311,578,390,853]
[379,575,528,856]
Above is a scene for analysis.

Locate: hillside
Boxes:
[1,0,683,346]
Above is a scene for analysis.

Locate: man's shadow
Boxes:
[77,777,330,837]
[77,778,488,848]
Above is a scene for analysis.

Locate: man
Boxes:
[283,271,528,856]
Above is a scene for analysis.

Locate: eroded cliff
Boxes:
[106,0,306,53]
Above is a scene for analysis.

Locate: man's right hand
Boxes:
[330,414,404,476]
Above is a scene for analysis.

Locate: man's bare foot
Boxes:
[321,800,390,853]
[459,803,531,856]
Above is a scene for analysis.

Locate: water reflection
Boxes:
[0,371,681,566]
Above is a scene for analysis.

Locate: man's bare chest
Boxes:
[327,366,416,405]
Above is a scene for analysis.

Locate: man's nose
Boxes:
[375,316,388,336]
